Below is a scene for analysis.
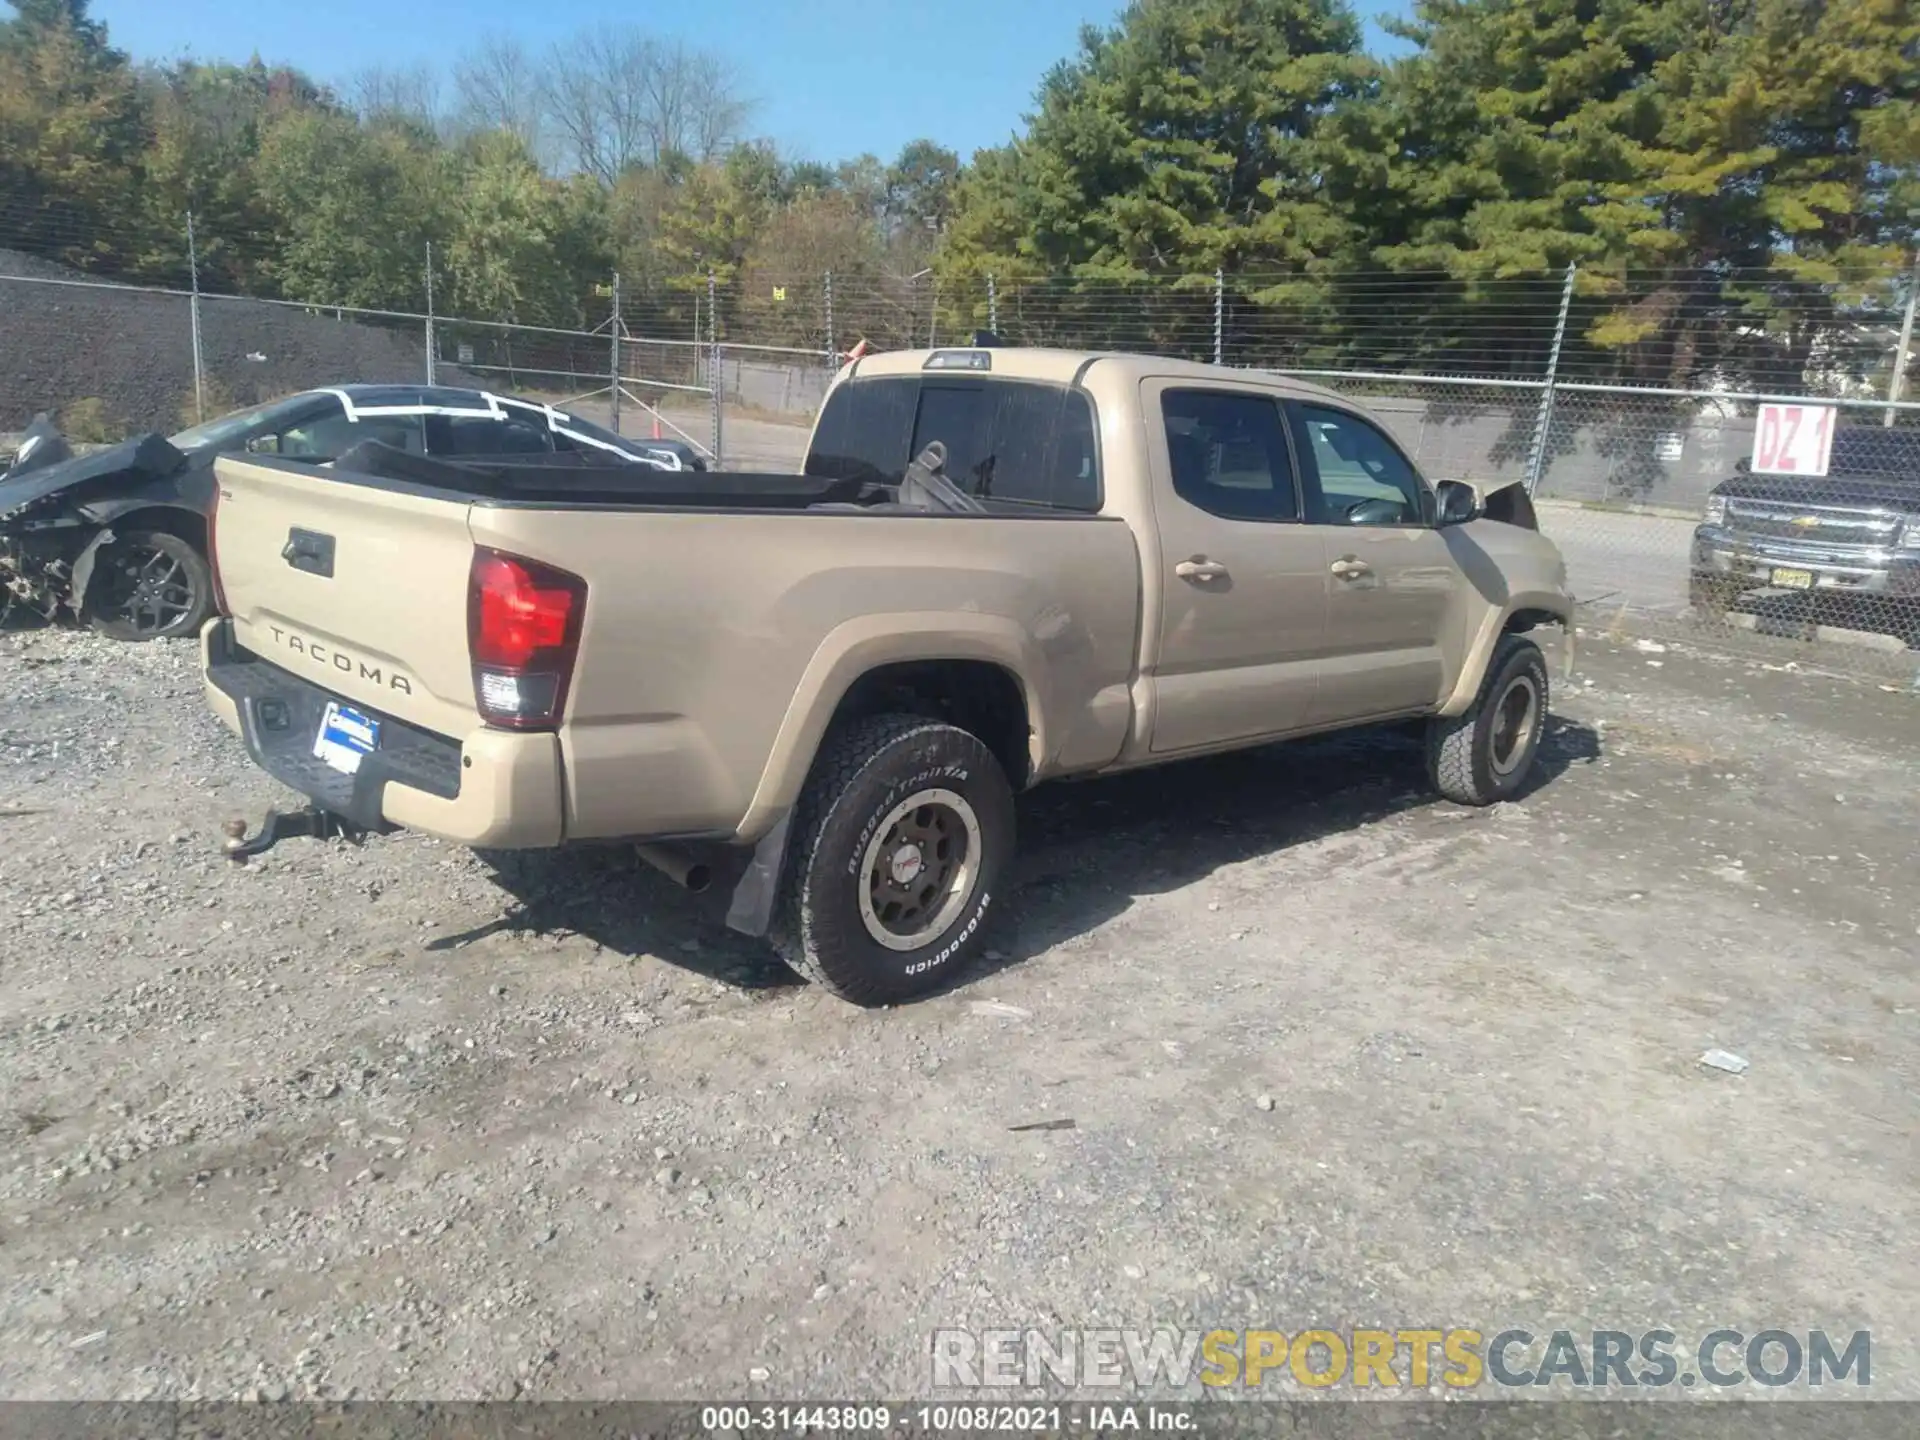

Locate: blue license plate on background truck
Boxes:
[313,701,380,775]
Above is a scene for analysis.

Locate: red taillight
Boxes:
[467,549,586,730]
[207,482,229,617]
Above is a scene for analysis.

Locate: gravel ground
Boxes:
[0,620,1916,1405]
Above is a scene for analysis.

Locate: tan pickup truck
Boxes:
[204,347,1572,1004]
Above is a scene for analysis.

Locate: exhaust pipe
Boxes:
[635,843,712,894]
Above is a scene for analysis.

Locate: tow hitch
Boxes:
[222,806,367,861]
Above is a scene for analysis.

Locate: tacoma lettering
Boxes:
[265,625,412,694]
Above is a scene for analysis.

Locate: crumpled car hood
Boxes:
[0,431,188,521]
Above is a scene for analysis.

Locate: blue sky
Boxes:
[87,0,1416,165]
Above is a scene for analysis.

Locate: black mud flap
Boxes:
[724,809,792,938]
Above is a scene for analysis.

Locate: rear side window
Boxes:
[806,377,918,486]
[429,414,553,457]
[1160,389,1298,521]
[277,407,425,461]
[806,375,1100,511]
[912,382,1100,511]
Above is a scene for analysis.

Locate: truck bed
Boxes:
[332,439,885,508]
[205,450,1144,848]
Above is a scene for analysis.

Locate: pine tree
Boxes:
[944,0,1376,277]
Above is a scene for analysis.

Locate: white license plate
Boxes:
[1770,567,1815,590]
[313,701,380,775]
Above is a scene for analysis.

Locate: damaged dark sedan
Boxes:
[0,385,703,640]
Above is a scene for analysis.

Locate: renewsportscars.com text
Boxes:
[930,1326,1871,1391]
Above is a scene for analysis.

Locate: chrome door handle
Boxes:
[1175,559,1229,582]
[1329,557,1373,580]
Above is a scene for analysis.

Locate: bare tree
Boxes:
[541,23,653,185]
[660,44,753,163]
[539,24,753,184]
[348,63,443,131]
[452,34,546,159]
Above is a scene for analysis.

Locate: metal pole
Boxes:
[824,270,836,368]
[1213,268,1224,366]
[1885,250,1919,428]
[987,273,999,335]
[186,212,205,423]
[609,271,622,432]
[927,275,937,349]
[423,241,436,386]
[1525,262,1577,493]
[708,271,722,466]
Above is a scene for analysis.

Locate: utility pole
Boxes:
[1525,263,1578,493]
[609,272,622,432]
[1886,248,1919,428]
[708,271,722,466]
[824,270,836,368]
[186,212,205,423]
[1213,268,1225,366]
[424,241,437,386]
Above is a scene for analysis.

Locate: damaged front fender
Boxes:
[0,422,197,621]
[0,428,189,523]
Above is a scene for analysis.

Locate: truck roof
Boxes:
[845,346,1357,406]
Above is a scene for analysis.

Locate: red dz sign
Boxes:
[1750,402,1837,477]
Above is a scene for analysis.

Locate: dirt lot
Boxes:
[0,619,1915,1405]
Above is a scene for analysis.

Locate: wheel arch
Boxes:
[733,615,1045,842]
[1438,595,1571,717]
[69,505,211,627]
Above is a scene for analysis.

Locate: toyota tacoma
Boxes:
[202,347,1574,1004]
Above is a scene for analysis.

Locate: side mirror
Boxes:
[1434,479,1480,527]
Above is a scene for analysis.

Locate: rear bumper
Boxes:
[202,619,566,848]
[1691,526,1920,597]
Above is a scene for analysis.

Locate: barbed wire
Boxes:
[3,202,1915,402]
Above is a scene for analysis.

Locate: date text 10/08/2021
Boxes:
[700,1406,1192,1433]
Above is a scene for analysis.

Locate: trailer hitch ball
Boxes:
[222,806,365,861]
[223,816,257,861]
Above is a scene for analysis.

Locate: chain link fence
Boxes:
[4,231,1917,681]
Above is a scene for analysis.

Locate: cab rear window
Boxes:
[806,376,1101,512]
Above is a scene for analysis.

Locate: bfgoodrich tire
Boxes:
[1427,635,1549,806]
[771,714,1014,1006]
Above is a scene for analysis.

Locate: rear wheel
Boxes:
[82,530,214,641]
[771,714,1014,1006]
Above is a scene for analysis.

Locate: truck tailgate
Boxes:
[210,455,480,738]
